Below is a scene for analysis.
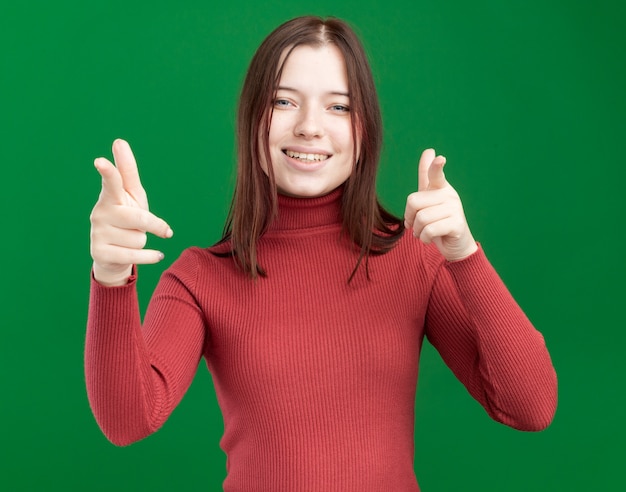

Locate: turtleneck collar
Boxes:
[268,186,343,232]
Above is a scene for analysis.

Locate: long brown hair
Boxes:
[220,16,404,280]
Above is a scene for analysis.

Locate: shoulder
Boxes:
[166,243,247,285]
[170,244,233,270]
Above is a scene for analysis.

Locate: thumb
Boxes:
[427,155,447,190]
[112,139,149,210]
[94,157,126,204]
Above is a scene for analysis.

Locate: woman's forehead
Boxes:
[278,44,349,94]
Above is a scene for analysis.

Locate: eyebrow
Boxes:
[277,86,350,97]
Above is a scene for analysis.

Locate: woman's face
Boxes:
[261,44,358,198]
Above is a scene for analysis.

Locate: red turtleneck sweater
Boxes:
[85,188,557,491]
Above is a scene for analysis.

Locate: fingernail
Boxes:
[157,252,165,261]
[165,228,174,238]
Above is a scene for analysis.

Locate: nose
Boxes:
[294,105,324,139]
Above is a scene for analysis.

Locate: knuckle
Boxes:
[136,232,148,249]
[421,224,435,240]
[135,209,150,231]
[91,245,115,266]
[89,204,104,224]
[414,209,430,228]
[89,231,99,248]
[90,202,118,227]
[89,225,108,249]
[89,243,102,261]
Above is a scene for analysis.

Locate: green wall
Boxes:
[2,0,624,490]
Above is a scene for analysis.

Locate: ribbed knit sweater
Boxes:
[85,188,557,492]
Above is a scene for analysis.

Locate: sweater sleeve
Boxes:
[423,245,557,431]
[84,249,207,446]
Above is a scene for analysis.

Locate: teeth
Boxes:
[285,150,329,162]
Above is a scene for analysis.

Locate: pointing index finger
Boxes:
[418,148,435,192]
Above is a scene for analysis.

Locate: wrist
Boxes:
[92,263,133,287]
[444,240,478,262]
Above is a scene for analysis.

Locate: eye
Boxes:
[273,98,293,108]
[330,104,350,113]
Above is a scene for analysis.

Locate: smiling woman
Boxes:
[85,15,557,492]
[228,16,403,280]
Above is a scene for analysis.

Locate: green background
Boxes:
[2,0,624,490]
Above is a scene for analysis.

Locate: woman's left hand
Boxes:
[404,148,478,261]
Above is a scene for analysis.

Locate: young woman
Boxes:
[86,16,557,491]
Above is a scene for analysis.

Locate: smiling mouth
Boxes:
[284,149,330,163]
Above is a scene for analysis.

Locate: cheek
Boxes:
[268,113,290,143]
[257,110,283,175]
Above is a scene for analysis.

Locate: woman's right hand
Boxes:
[90,139,173,286]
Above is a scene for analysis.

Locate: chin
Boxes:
[277,183,336,198]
